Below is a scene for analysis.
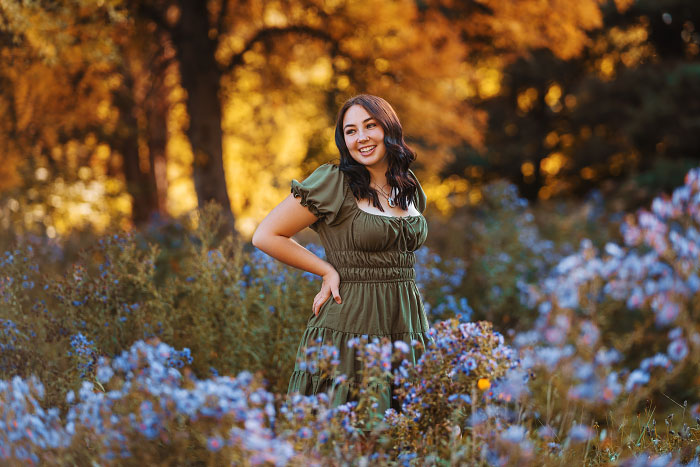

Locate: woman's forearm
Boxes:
[252,234,334,277]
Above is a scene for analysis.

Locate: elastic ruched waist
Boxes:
[326,250,416,282]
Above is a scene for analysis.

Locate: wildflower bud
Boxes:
[477,378,491,391]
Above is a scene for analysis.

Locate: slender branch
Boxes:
[0,76,18,141]
[144,57,175,103]
[216,0,230,38]
[134,2,173,35]
[142,36,176,102]
[223,25,338,74]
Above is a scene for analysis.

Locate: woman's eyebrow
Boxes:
[343,117,374,130]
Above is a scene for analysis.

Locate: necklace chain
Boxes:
[372,182,397,208]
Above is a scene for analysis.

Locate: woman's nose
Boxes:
[358,132,369,142]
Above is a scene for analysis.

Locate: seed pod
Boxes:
[681,424,689,439]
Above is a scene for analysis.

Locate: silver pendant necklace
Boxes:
[373,183,397,208]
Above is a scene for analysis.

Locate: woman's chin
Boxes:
[352,154,387,168]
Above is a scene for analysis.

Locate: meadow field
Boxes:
[2,0,700,464]
[2,169,700,465]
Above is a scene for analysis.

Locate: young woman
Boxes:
[252,94,431,414]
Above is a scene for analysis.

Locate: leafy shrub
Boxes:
[428,181,563,330]
[0,205,317,406]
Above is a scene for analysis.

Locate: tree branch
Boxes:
[223,25,338,75]
[216,0,230,38]
[143,53,175,103]
[133,1,173,35]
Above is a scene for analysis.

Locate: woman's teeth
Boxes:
[359,146,376,154]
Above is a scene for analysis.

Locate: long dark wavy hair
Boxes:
[334,94,418,212]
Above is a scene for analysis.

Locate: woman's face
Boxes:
[342,104,387,169]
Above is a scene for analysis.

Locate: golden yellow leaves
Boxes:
[474,66,502,100]
[421,173,487,216]
[540,152,568,177]
[589,21,654,80]
[517,83,574,115]
[537,130,579,199]
[374,58,390,73]
[612,0,636,12]
[521,162,535,184]
[580,167,596,180]
[544,84,563,111]
[517,88,538,113]
[465,0,604,60]
[287,57,333,86]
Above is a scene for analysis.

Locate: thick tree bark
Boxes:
[171,0,236,233]
[147,64,170,217]
[115,74,160,225]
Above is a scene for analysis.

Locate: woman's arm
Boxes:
[252,194,342,314]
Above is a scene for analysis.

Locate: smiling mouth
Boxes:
[359,145,376,155]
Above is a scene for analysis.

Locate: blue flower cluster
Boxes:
[0,319,26,353]
[514,167,700,405]
[414,248,470,320]
[67,333,97,378]
[63,339,294,463]
[0,376,71,464]
[386,320,521,452]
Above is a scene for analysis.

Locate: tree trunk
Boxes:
[172,0,236,233]
[115,74,160,225]
[147,63,170,218]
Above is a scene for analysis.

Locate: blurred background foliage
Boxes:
[2,0,697,243]
[2,3,700,461]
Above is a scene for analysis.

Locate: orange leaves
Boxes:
[464,0,603,60]
[612,0,636,12]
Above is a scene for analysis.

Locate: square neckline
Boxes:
[341,170,424,220]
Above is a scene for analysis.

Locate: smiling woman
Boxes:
[252,94,431,418]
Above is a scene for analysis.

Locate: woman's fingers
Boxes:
[331,283,341,304]
[313,290,330,315]
[313,286,342,314]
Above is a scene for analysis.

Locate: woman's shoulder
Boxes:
[291,162,348,227]
[307,162,341,178]
[292,162,346,201]
[300,162,347,188]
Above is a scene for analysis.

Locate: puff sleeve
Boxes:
[409,169,427,214]
[291,163,346,228]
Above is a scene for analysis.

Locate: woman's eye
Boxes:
[345,129,355,135]
[367,123,376,128]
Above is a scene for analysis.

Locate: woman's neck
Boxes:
[365,163,388,188]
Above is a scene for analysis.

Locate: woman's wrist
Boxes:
[319,262,337,277]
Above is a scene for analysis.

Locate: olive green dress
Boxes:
[287,163,431,415]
